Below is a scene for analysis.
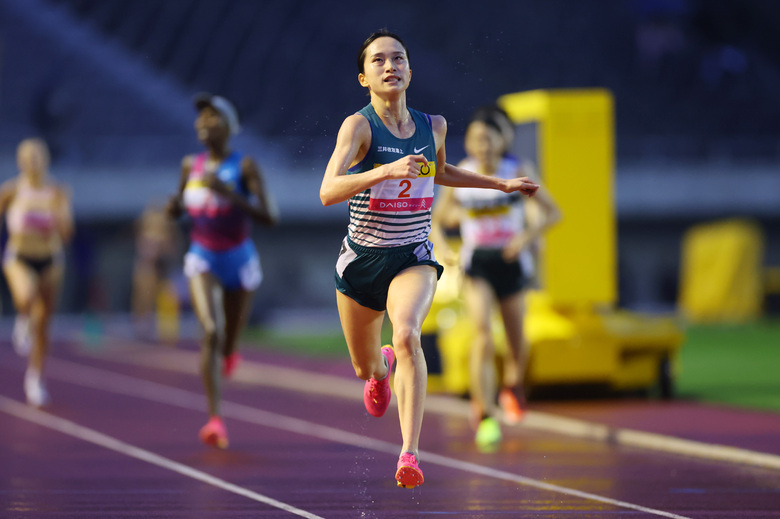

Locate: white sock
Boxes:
[377,356,389,381]
[25,368,41,386]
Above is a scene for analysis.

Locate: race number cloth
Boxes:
[454,156,525,249]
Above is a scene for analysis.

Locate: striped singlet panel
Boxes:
[346,104,437,248]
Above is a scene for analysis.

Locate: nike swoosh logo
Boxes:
[413,145,428,154]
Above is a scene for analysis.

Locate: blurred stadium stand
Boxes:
[1,0,779,316]
[1,0,779,218]
[31,0,780,152]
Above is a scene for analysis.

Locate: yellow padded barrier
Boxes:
[678,219,765,323]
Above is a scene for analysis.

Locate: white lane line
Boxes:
[45,357,691,519]
[0,395,324,519]
[89,345,780,471]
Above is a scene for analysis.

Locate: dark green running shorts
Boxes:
[334,237,444,311]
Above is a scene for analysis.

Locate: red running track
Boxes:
[1,336,779,518]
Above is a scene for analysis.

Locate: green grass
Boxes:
[242,322,394,359]
[676,319,780,412]
[242,327,349,358]
[242,317,780,413]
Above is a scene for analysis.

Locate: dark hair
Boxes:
[357,29,410,74]
[470,104,511,134]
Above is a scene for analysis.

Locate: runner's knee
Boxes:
[473,336,495,358]
[392,325,422,357]
[201,324,223,350]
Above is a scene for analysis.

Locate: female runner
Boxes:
[431,106,561,448]
[168,94,278,448]
[320,30,539,488]
[0,138,74,407]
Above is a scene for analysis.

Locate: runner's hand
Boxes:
[502,233,532,261]
[385,154,428,180]
[203,172,233,196]
[165,194,182,218]
[504,176,539,197]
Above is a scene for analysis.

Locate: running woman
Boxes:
[132,201,180,340]
[320,30,539,488]
[431,106,561,448]
[168,93,278,449]
[0,138,74,407]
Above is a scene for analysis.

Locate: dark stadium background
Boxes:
[1,0,779,324]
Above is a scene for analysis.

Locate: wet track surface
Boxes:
[1,337,780,518]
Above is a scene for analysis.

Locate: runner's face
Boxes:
[195,106,229,145]
[464,121,504,168]
[17,140,49,182]
[359,37,411,95]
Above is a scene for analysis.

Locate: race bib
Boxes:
[473,217,515,244]
[368,162,436,212]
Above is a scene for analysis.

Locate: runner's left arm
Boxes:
[0,180,16,217]
[241,157,279,226]
[55,185,75,244]
[429,114,538,196]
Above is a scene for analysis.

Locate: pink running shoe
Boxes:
[498,388,526,425]
[222,352,242,378]
[199,416,229,449]
[363,346,395,417]
[395,452,424,488]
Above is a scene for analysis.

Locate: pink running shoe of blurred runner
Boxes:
[199,416,229,449]
[222,352,242,378]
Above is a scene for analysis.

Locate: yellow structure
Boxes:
[678,218,764,323]
[156,280,180,344]
[500,89,616,307]
[427,89,684,398]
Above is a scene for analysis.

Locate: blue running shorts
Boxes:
[184,238,262,291]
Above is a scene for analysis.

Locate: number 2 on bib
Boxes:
[398,180,411,198]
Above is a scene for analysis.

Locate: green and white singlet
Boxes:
[346,103,437,248]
